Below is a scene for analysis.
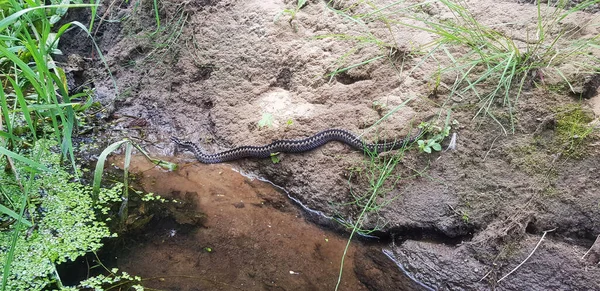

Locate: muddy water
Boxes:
[111,155,369,291]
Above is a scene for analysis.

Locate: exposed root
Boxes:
[497,228,556,283]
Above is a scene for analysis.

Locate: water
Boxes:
[110,155,370,290]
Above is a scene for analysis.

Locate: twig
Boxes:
[478,269,493,282]
[497,228,556,283]
[483,134,501,162]
[446,203,464,218]
[581,234,600,260]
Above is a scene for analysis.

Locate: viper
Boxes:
[171,127,422,164]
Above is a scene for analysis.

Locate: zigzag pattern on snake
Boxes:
[171,127,422,164]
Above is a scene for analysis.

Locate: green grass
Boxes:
[336,147,411,290]
[321,0,600,133]
[317,2,411,82]
[0,0,131,289]
[333,105,451,290]
[419,0,600,133]
[334,119,452,290]
[114,0,188,69]
[274,0,308,31]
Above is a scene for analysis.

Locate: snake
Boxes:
[171,127,422,164]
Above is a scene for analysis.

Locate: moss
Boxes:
[509,144,554,176]
[542,185,558,197]
[553,104,595,158]
[507,140,559,195]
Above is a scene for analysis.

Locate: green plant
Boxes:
[274,0,307,30]
[371,100,387,114]
[334,117,448,289]
[270,153,281,164]
[553,104,596,157]
[144,3,189,64]
[2,2,93,169]
[76,265,144,291]
[335,140,416,290]
[323,0,600,133]
[92,138,176,231]
[315,29,395,82]
[315,1,429,83]
[408,0,600,132]
[0,140,122,290]
[334,108,451,290]
[0,1,119,289]
[258,112,274,128]
[462,212,469,223]
[417,138,442,153]
[417,118,452,154]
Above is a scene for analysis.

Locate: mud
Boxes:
[62,0,600,289]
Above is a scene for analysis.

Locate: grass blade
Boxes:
[0,147,50,172]
[64,21,119,94]
[0,4,97,32]
[0,204,33,227]
[92,139,130,201]
[6,77,37,140]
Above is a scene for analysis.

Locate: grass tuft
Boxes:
[322,0,600,133]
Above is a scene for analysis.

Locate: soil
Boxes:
[60,0,600,290]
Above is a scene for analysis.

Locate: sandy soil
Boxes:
[60,0,600,289]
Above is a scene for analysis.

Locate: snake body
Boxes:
[171,128,421,164]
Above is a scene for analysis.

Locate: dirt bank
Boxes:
[61,0,600,289]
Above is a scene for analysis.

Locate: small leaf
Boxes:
[258,113,274,128]
[152,159,178,171]
[270,152,280,164]
[432,143,442,151]
[297,0,307,9]
[72,95,94,112]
